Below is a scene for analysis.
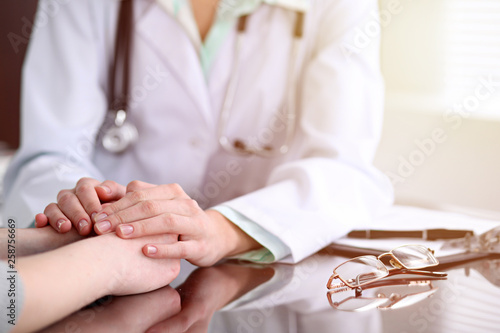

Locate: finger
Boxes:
[57,188,93,235]
[44,203,72,233]
[35,213,49,228]
[110,198,200,236]
[126,180,156,193]
[146,308,199,333]
[94,184,189,226]
[75,177,103,220]
[95,179,127,202]
[143,241,194,260]
[115,213,196,238]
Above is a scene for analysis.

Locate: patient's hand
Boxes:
[95,233,181,296]
[13,232,181,332]
[36,177,126,235]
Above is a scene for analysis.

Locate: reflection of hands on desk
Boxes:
[147,263,274,333]
[40,286,181,333]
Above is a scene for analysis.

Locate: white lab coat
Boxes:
[4,0,393,262]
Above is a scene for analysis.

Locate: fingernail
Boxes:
[119,225,134,236]
[96,221,111,233]
[78,220,89,232]
[91,212,97,220]
[98,185,112,194]
[146,245,158,255]
[94,213,108,222]
[57,219,66,231]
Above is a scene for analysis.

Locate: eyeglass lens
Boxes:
[334,297,389,312]
[381,288,438,310]
[390,245,438,269]
[335,256,389,288]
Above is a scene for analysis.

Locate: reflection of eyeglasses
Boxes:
[327,245,445,290]
[327,279,439,312]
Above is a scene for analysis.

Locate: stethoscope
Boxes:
[217,12,304,157]
[102,0,305,157]
[102,0,137,154]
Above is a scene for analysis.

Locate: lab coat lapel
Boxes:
[135,4,213,128]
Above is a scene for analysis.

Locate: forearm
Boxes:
[11,232,179,332]
[0,228,83,260]
[13,236,108,333]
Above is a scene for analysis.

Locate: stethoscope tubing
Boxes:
[217,12,305,158]
[103,4,305,157]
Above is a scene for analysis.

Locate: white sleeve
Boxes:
[212,205,291,263]
[222,0,394,263]
[2,0,109,227]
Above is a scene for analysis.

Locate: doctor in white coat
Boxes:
[4,0,393,265]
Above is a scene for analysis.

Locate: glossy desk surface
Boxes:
[40,249,500,333]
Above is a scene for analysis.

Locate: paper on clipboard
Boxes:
[333,205,500,257]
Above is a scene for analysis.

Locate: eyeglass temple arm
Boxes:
[387,268,447,278]
[327,273,340,289]
[329,269,446,289]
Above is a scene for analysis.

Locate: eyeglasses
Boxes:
[327,245,444,290]
[441,225,500,254]
[327,279,440,312]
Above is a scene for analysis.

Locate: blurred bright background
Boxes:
[374,0,500,216]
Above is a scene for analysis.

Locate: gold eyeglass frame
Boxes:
[326,245,444,290]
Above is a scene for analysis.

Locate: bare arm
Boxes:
[5,232,179,333]
[0,227,83,260]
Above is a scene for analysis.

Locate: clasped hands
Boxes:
[36,178,259,267]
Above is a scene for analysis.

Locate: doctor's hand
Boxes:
[92,181,261,267]
[36,177,126,236]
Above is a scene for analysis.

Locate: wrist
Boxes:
[79,234,129,297]
[26,227,84,255]
[15,235,114,331]
[206,210,261,259]
[66,234,123,299]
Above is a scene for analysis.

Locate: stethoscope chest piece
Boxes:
[102,0,136,154]
[102,110,138,153]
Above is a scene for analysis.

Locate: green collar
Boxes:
[156,0,310,78]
